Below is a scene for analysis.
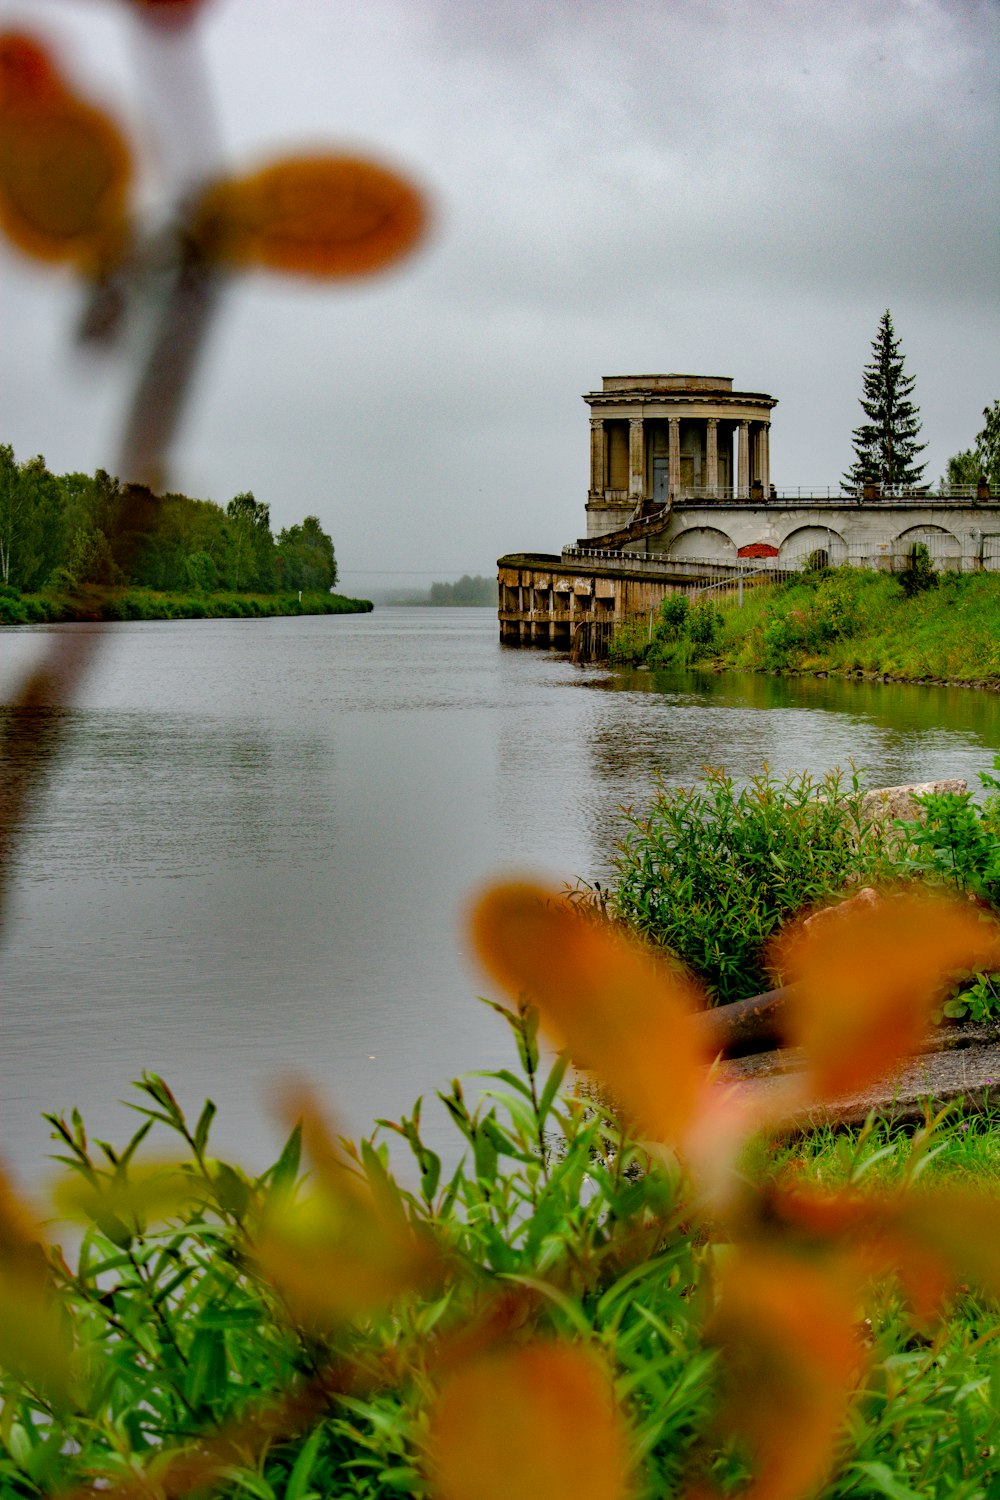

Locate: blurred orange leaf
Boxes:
[257,1087,438,1325]
[190,153,428,279]
[0,1166,71,1404]
[893,1187,1000,1303]
[427,1341,630,1500]
[0,32,132,270]
[772,893,1000,1100]
[766,1181,1000,1323]
[694,1246,863,1500]
[471,882,709,1144]
[121,0,210,23]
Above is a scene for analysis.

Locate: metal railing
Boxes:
[593,484,990,503]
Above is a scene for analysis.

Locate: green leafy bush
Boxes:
[898,541,938,599]
[605,766,894,1004]
[895,760,1000,1021]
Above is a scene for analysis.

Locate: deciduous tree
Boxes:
[941,401,999,491]
[275,515,337,592]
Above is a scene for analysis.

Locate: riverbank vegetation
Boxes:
[0,445,369,623]
[0,585,371,625]
[608,565,1000,684]
[595,763,1000,1017]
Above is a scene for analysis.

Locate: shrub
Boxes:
[894,759,1000,1021]
[0,592,28,624]
[898,541,938,598]
[659,593,690,636]
[605,765,894,1003]
[687,600,721,651]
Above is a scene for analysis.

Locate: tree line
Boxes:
[0,446,338,597]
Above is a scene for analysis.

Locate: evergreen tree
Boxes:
[843,309,926,490]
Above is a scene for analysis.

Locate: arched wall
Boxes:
[894,524,963,569]
[779,525,848,566]
[662,526,737,563]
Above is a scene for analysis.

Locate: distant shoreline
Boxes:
[0,588,373,626]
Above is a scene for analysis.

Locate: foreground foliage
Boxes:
[1,886,999,1499]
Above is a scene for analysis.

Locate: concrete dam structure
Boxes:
[498,372,999,652]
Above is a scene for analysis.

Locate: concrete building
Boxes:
[498,371,999,652]
[585,373,777,539]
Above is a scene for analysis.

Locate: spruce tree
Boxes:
[843,309,927,491]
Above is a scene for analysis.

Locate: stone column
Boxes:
[737,420,750,495]
[589,418,605,495]
[668,416,681,498]
[705,418,719,495]
[628,417,645,499]
[759,422,770,491]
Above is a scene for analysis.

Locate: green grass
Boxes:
[610,569,1000,684]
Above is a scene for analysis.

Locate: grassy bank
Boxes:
[608,568,1000,684]
[0,586,372,625]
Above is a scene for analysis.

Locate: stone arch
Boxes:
[661,526,737,564]
[894,524,962,571]
[778,525,848,569]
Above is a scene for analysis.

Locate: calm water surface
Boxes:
[2,608,999,1179]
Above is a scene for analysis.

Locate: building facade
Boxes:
[585,373,777,540]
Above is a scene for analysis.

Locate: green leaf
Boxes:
[193,1100,217,1157]
[284,1422,326,1500]
[267,1122,302,1203]
[538,1052,569,1124]
[849,1461,928,1500]
[212,1162,252,1219]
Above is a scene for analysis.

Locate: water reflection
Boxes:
[582,667,999,832]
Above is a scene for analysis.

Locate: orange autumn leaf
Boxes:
[772,892,1000,1100]
[190,153,428,279]
[256,1086,438,1325]
[427,1341,630,1500]
[692,1246,863,1500]
[892,1187,1000,1304]
[471,882,709,1144]
[765,1180,1000,1324]
[0,32,132,271]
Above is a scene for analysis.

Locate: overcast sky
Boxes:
[2,0,997,595]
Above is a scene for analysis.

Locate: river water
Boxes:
[2,607,999,1181]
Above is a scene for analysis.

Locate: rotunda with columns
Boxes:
[584,373,777,540]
